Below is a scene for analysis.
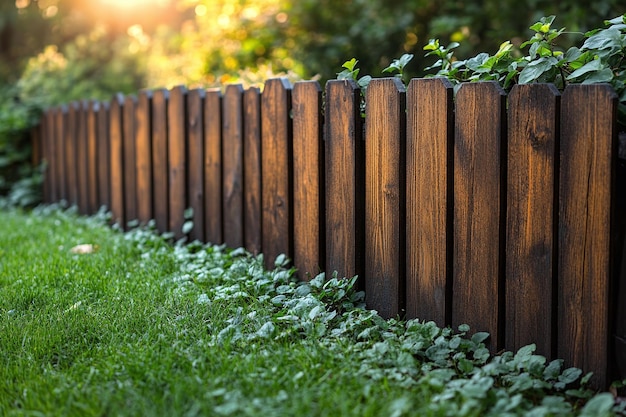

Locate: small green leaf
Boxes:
[566,58,603,80]
[471,332,490,344]
[579,393,615,417]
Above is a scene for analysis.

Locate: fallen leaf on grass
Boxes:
[69,244,99,254]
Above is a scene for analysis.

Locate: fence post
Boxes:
[96,102,110,212]
[223,84,245,248]
[261,78,293,269]
[109,93,125,227]
[77,101,89,214]
[56,105,67,203]
[292,81,324,279]
[243,87,262,255]
[558,84,617,387]
[86,101,99,214]
[123,95,138,224]
[324,79,364,283]
[364,78,406,319]
[452,81,507,350]
[42,109,54,203]
[151,89,169,234]
[66,102,79,208]
[204,89,223,244]
[405,78,454,326]
[168,86,188,239]
[187,88,205,242]
[136,90,153,225]
[505,83,560,358]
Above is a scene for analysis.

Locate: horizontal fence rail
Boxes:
[37,78,623,388]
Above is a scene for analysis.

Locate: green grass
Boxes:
[0,206,623,416]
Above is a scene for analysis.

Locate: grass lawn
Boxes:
[0,206,623,416]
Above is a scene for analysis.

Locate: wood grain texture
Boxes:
[505,84,559,358]
[43,110,54,203]
[168,86,188,238]
[123,95,138,224]
[109,94,125,226]
[223,84,245,248]
[452,82,506,350]
[187,88,205,242]
[77,101,90,214]
[558,84,617,387]
[151,89,169,234]
[56,106,67,202]
[66,102,79,208]
[292,81,324,279]
[243,87,262,255]
[406,78,454,326]
[87,101,99,214]
[204,90,223,244]
[96,102,110,211]
[324,79,364,282]
[136,90,153,225]
[261,78,293,269]
[365,78,406,319]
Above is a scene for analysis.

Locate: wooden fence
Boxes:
[37,78,623,387]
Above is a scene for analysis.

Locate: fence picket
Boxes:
[123,95,138,224]
[136,90,153,225]
[66,102,79,207]
[43,110,55,203]
[77,101,89,214]
[56,105,67,202]
[293,81,324,279]
[365,78,406,318]
[223,84,245,247]
[243,87,262,255]
[87,101,99,213]
[261,78,293,269]
[558,84,617,387]
[96,102,110,211]
[506,84,560,358]
[406,78,454,326]
[187,89,205,242]
[453,82,506,349]
[152,89,169,233]
[204,90,223,244]
[168,86,188,238]
[324,79,364,283]
[109,94,125,226]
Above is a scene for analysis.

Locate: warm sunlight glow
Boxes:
[99,0,171,9]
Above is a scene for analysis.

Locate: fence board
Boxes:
[152,89,169,233]
[558,84,616,387]
[43,110,54,203]
[325,79,364,282]
[56,106,67,202]
[406,78,454,326]
[293,81,324,279]
[87,101,99,213]
[453,82,506,349]
[223,84,245,247]
[136,90,153,225]
[505,84,559,358]
[187,88,205,241]
[204,90,223,244]
[123,95,138,224]
[76,101,90,214]
[261,78,293,269]
[168,86,188,238]
[243,87,262,255]
[109,94,125,226]
[97,102,110,211]
[66,102,79,207]
[365,78,406,318]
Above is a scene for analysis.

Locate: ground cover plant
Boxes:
[0,206,624,416]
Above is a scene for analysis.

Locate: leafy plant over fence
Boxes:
[341,14,626,129]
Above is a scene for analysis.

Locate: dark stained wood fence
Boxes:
[38,79,621,387]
